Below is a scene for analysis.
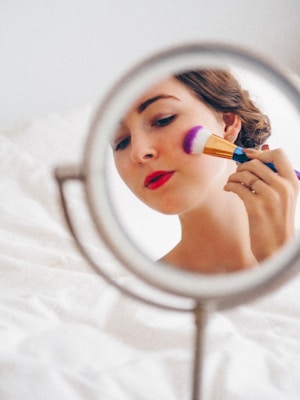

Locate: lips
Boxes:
[144,170,174,190]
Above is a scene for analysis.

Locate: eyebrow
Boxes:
[137,94,179,113]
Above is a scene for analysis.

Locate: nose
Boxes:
[130,135,158,164]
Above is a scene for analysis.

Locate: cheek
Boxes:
[183,153,230,187]
[114,156,131,184]
[113,156,143,198]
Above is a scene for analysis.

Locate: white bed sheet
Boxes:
[0,106,300,400]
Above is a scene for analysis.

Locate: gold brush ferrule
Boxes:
[203,134,237,159]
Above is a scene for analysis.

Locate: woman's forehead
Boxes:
[131,76,193,111]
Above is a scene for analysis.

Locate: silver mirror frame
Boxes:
[81,43,300,308]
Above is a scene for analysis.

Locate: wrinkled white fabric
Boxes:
[0,107,299,400]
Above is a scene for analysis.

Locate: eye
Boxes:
[115,136,131,151]
[152,115,176,127]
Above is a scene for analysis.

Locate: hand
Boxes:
[224,147,299,262]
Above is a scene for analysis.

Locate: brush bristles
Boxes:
[183,126,212,154]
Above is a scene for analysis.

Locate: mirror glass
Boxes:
[84,44,300,302]
[105,66,300,272]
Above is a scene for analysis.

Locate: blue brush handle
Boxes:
[233,147,300,180]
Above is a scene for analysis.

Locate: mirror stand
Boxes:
[55,165,212,400]
[192,303,209,400]
[53,43,300,399]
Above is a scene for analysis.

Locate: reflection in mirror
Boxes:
[106,66,300,275]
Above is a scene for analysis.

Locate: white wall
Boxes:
[1,0,300,130]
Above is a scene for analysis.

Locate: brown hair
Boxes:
[175,70,271,148]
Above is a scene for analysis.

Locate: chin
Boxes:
[145,204,179,215]
[146,198,191,216]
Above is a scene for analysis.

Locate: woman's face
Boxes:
[112,77,231,215]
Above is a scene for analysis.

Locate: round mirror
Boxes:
[83,43,300,308]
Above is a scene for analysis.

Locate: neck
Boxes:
[162,189,257,274]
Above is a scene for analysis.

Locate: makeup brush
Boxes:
[183,125,300,180]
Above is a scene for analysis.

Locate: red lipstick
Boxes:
[144,170,174,190]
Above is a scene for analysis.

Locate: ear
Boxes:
[222,112,241,142]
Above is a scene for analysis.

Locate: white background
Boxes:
[1,0,300,130]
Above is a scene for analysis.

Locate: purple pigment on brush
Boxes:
[183,125,203,154]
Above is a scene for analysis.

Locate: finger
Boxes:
[224,180,260,208]
[226,170,266,194]
[244,148,297,182]
[261,143,269,151]
[235,158,278,187]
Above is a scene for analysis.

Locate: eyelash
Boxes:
[151,114,176,127]
[115,136,131,151]
[115,115,177,151]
